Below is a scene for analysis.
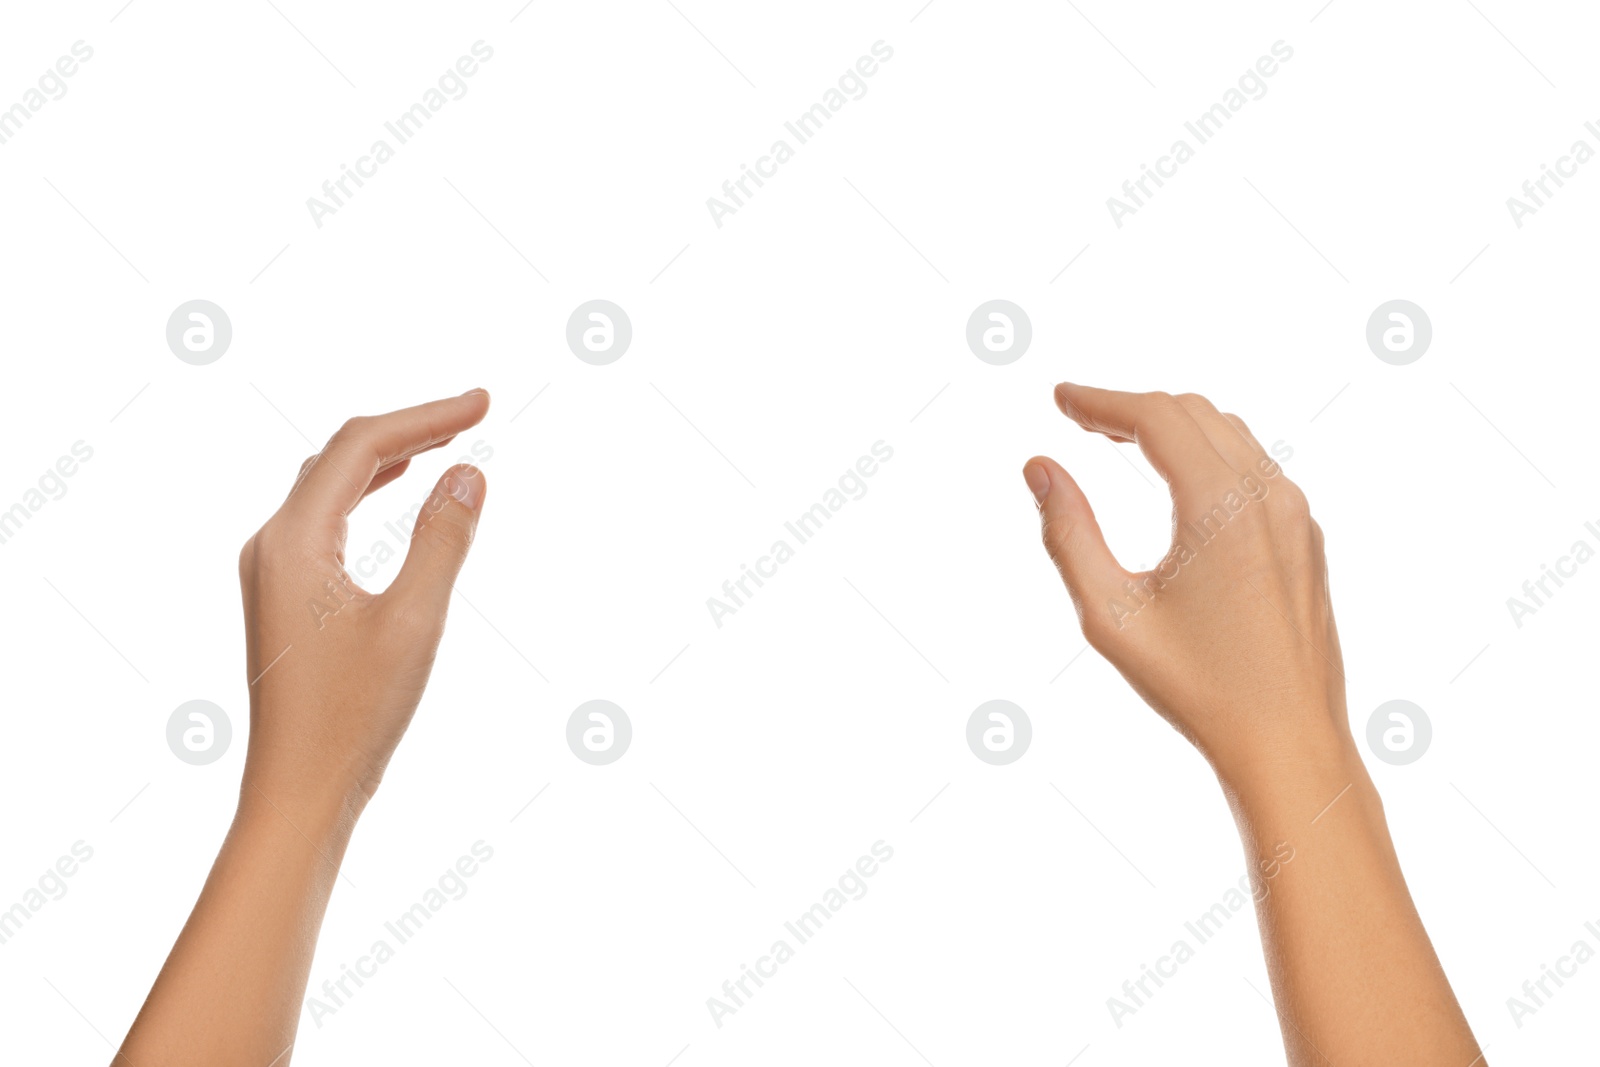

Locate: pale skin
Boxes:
[1024,382,1484,1065]
[115,390,491,1067]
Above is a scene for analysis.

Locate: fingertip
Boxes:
[442,463,487,513]
[1053,382,1084,422]
[458,388,491,420]
[1033,455,1092,507]
[1022,458,1051,505]
[1027,456,1123,603]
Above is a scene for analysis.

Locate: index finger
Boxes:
[288,390,491,520]
[1054,382,1230,490]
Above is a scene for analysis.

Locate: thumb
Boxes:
[389,464,487,616]
[1023,456,1124,619]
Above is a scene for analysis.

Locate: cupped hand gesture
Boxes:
[237,390,491,815]
[1025,383,1350,779]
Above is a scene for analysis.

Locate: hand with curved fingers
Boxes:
[117,390,491,1067]
[1025,383,1483,1066]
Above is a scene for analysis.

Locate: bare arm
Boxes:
[117,390,491,1066]
[1024,382,1482,1065]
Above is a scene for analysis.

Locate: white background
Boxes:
[1,1,1596,1063]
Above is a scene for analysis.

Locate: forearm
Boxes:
[116,393,487,1065]
[117,783,362,1066]
[1220,729,1481,1065]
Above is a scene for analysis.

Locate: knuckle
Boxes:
[253,519,285,550]
[1152,392,1187,417]
[423,486,476,530]
[290,455,319,491]
[247,521,303,569]
[1275,484,1311,522]
[1142,392,1184,423]
[238,523,299,584]
[417,511,472,553]
[237,535,258,576]
[1080,605,1117,646]
[1038,515,1073,557]
[330,415,370,445]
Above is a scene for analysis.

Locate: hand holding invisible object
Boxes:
[1025,383,1483,1066]
[117,390,492,1067]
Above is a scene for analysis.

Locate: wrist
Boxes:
[1213,731,1378,834]
[1206,714,1369,812]
[237,767,368,844]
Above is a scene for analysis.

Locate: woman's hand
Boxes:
[239,389,491,817]
[117,390,491,1067]
[1024,382,1349,780]
[1024,382,1483,1066]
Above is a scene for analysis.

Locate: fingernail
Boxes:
[461,387,488,397]
[1023,462,1050,504]
[1053,384,1080,420]
[445,466,484,510]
